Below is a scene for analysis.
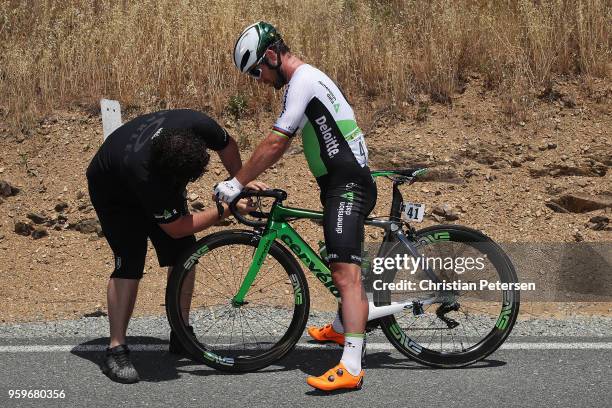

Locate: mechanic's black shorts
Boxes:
[318,170,377,266]
[87,176,195,280]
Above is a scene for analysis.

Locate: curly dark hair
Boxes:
[149,128,210,184]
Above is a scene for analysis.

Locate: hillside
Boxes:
[0,77,610,323]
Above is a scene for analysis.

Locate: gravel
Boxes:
[1,312,611,339]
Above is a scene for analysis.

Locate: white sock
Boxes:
[331,312,344,334]
[340,333,365,376]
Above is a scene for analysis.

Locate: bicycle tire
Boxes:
[377,225,520,368]
[166,230,310,372]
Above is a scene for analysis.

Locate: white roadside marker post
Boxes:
[100,99,122,140]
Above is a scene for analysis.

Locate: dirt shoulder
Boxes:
[0,77,610,323]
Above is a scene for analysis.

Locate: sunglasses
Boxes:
[247,65,262,79]
[247,54,266,79]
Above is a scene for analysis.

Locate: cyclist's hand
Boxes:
[235,198,256,215]
[213,177,243,203]
[245,180,269,191]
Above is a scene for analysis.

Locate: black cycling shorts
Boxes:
[319,170,377,266]
[87,177,195,280]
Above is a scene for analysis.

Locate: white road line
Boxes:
[1,342,611,353]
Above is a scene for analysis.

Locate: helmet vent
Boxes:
[240,50,251,71]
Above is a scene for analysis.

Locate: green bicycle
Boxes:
[165,168,520,372]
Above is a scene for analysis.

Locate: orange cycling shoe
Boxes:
[307,324,345,346]
[306,362,364,391]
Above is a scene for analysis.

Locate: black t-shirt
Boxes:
[87,109,229,223]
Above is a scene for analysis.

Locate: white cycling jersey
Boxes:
[271,64,369,179]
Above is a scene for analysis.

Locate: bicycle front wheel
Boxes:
[377,225,520,368]
[166,230,310,372]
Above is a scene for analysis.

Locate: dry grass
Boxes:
[0,0,610,131]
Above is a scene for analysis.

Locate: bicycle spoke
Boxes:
[244,305,290,328]
[200,306,233,337]
[241,307,277,340]
[245,292,293,304]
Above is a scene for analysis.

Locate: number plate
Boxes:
[401,202,425,222]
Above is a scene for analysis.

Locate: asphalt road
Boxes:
[1,335,610,408]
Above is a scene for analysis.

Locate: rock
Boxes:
[55,202,69,212]
[511,159,522,168]
[191,201,205,211]
[214,168,222,176]
[588,215,610,231]
[32,227,48,239]
[432,204,449,217]
[287,145,304,155]
[73,218,102,235]
[444,210,460,221]
[0,180,19,197]
[489,161,508,169]
[459,146,499,165]
[432,204,460,221]
[562,95,576,108]
[76,190,85,199]
[44,218,57,227]
[418,168,464,184]
[187,193,199,201]
[430,213,445,223]
[530,162,607,178]
[15,221,33,236]
[463,168,476,178]
[589,215,609,224]
[547,142,557,149]
[573,231,585,242]
[547,194,612,213]
[83,310,107,318]
[544,201,570,213]
[26,212,48,224]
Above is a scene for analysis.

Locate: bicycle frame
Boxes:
[232,178,440,321]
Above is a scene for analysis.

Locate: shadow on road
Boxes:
[71,336,189,383]
[70,337,507,384]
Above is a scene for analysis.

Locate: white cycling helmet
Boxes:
[233,21,282,74]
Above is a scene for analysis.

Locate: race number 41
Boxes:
[401,202,425,222]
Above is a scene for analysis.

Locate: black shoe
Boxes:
[101,344,140,384]
[169,325,195,356]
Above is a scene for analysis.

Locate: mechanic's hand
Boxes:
[235,198,257,215]
[213,177,243,203]
[245,180,269,191]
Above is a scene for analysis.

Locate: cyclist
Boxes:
[86,109,261,383]
[215,22,377,391]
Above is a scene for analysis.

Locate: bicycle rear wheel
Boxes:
[166,230,310,372]
[377,225,520,368]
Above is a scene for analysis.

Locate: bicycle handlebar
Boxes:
[228,189,287,227]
